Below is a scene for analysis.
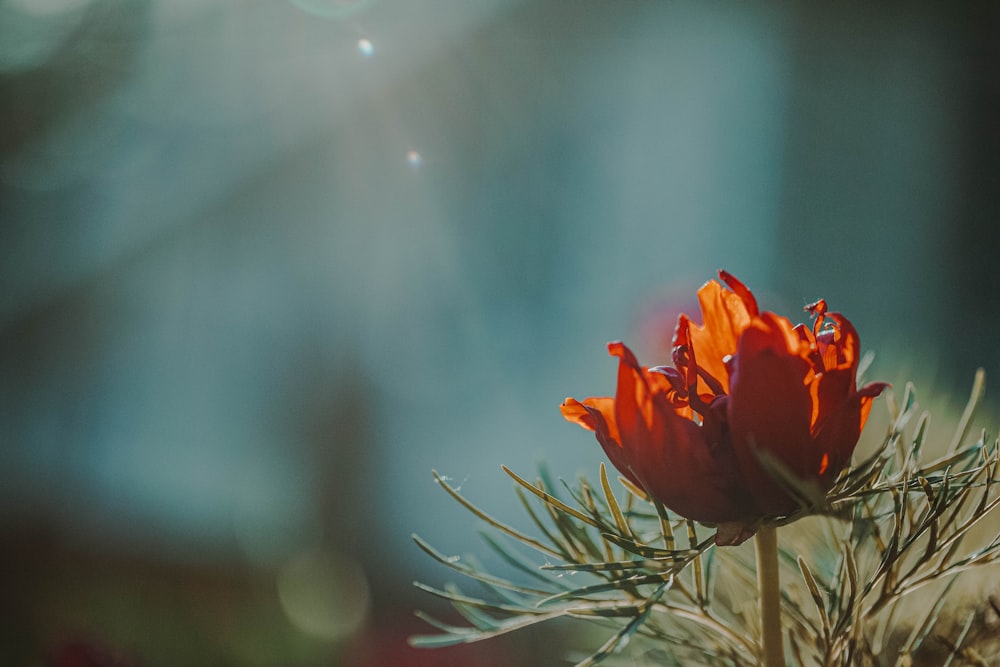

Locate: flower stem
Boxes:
[755,524,785,667]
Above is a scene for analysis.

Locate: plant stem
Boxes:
[755,524,785,667]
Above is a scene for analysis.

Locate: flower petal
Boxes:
[713,521,758,546]
[611,344,750,522]
[810,381,888,485]
[568,342,750,524]
[817,312,860,374]
[684,279,756,395]
[607,341,655,446]
[564,273,886,539]
[809,368,855,431]
[561,397,617,443]
[718,270,760,318]
[561,397,635,487]
[628,419,751,523]
[728,313,815,515]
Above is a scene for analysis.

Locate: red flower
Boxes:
[561,271,887,544]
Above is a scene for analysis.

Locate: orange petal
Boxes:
[685,279,755,394]
[817,313,860,373]
[562,397,611,436]
[561,396,635,489]
[718,270,759,318]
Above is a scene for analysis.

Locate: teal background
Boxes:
[1,1,997,664]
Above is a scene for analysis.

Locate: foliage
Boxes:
[412,370,1000,666]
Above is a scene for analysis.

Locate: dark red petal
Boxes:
[728,314,815,515]
[859,381,891,399]
[809,368,855,431]
[562,397,638,488]
[858,381,890,424]
[809,384,885,486]
[713,521,758,546]
[629,407,750,523]
[718,270,760,317]
[608,341,750,523]
[607,341,653,448]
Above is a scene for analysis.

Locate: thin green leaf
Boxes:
[947,368,985,454]
[892,382,917,435]
[410,607,571,648]
[940,610,977,667]
[798,556,831,647]
[537,572,672,607]
[542,497,597,562]
[618,475,649,502]
[478,532,573,591]
[502,465,600,528]
[686,520,705,607]
[908,411,930,465]
[513,485,574,561]
[601,532,707,561]
[433,470,561,559]
[574,581,671,667]
[600,462,632,538]
[542,559,654,573]
[412,581,543,615]
[411,533,551,597]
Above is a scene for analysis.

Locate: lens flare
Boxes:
[277,549,370,641]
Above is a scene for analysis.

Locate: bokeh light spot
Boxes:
[277,550,370,642]
[405,150,423,169]
[357,38,374,57]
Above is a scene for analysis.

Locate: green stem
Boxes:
[755,524,785,667]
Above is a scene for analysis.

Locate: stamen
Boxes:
[793,324,825,375]
[650,366,688,401]
[670,316,725,417]
[806,299,828,338]
[672,344,689,371]
[697,366,726,397]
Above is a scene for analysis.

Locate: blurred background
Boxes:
[1,0,998,664]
